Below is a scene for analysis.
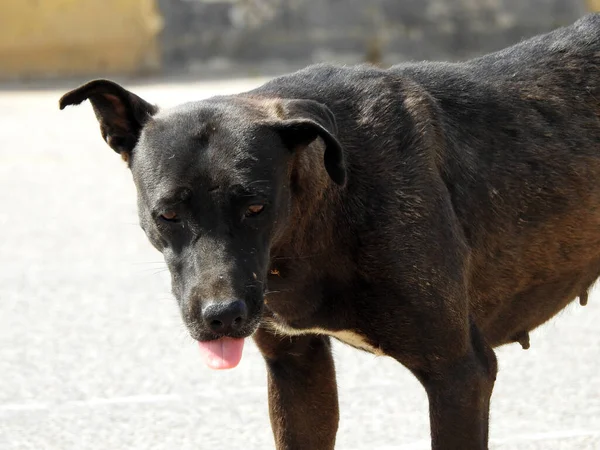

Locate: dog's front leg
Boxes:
[412,321,498,450]
[377,175,498,448]
[254,326,339,450]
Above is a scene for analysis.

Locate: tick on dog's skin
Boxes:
[60,14,600,450]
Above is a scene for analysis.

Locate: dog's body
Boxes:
[60,14,600,450]
[254,27,600,349]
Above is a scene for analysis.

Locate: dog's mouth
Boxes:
[197,337,246,370]
[189,310,263,370]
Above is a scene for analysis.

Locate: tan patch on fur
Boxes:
[259,98,286,119]
[273,102,285,119]
[266,319,385,355]
[234,97,287,120]
[401,85,445,169]
[120,151,129,163]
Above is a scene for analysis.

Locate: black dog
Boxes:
[60,14,600,449]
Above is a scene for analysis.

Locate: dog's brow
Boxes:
[154,188,191,211]
[232,181,271,197]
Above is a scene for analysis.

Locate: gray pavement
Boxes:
[1,78,599,450]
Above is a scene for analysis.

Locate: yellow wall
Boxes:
[589,0,600,10]
[0,0,162,80]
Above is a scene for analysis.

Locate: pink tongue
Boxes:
[197,337,245,370]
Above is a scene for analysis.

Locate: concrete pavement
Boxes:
[0,78,599,450]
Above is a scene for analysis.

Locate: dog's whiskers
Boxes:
[131,261,166,266]
[150,269,170,276]
[265,289,292,295]
[247,179,270,186]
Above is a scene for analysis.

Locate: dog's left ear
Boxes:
[59,79,158,159]
[269,99,346,186]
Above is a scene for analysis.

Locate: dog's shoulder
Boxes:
[248,63,396,103]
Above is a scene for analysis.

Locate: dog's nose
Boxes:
[202,300,248,334]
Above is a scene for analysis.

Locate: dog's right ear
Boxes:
[59,79,158,159]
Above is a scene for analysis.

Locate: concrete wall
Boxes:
[158,0,590,71]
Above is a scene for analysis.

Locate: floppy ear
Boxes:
[269,99,346,186]
[59,79,158,159]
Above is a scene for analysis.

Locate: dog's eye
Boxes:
[160,211,178,222]
[245,204,265,217]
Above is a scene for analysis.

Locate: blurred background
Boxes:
[1,1,600,450]
[1,0,600,81]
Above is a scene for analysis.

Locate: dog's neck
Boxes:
[269,141,349,278]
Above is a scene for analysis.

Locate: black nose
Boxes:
[202,300,248,334]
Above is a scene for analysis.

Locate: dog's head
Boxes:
[59,80,345,367]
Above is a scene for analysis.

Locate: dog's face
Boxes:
[133,100,290,341]
[59,80,345,361]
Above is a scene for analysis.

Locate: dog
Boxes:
[59,14,600,449]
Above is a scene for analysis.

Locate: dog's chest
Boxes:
[266,317,384,356]
[264,261,383,354]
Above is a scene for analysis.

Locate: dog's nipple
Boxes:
[513,331,530,350]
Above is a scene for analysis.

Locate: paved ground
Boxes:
[1,77,599,450]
